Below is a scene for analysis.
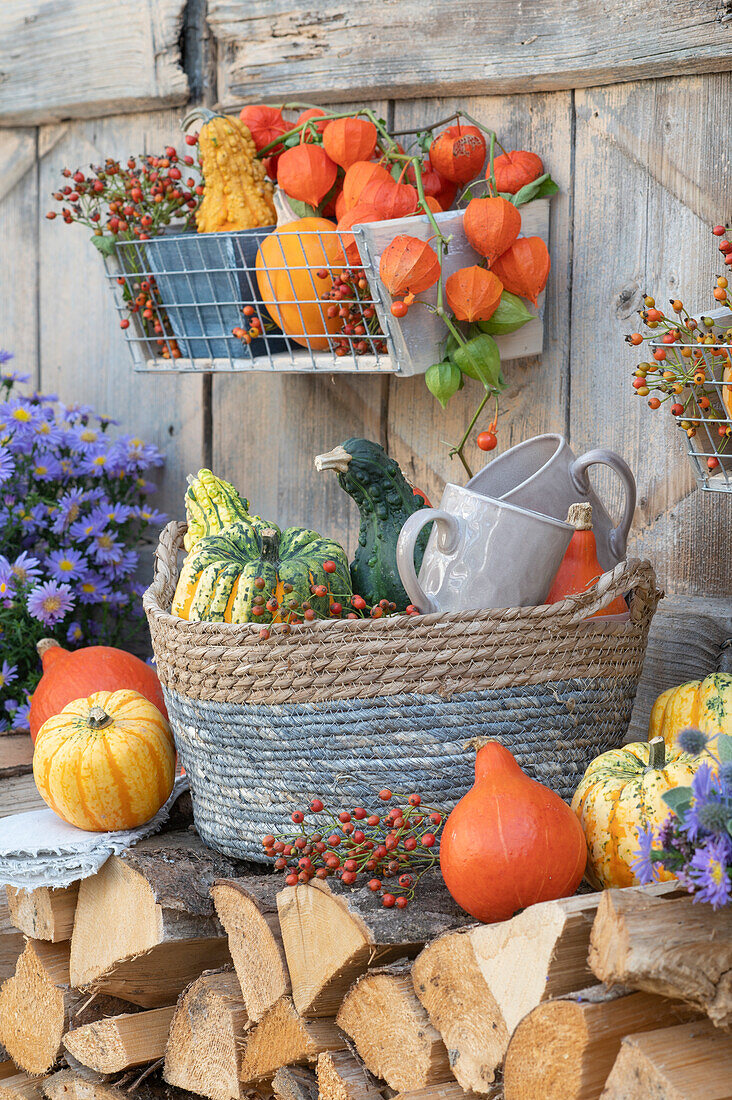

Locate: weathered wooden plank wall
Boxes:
[1,0,731,599]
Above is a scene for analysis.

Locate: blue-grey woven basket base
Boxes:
[164,676,638,861]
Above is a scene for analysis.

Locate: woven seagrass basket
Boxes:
[144,520,661,860]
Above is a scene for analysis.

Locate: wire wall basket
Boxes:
[661,306,732,493]
[103,201,550,376]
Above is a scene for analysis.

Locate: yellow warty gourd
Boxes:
[185,109,276,233]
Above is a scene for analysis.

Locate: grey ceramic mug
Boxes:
[466,433,636,571]
[396,484,574,614]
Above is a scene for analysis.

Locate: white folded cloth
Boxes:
[0,775,189,889]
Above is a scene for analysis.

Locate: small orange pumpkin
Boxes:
[33,690,175,832]
[546,503,628,616]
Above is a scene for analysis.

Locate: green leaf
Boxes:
[662,786,694,818]
[717,733,732,763]
[90,234,117,257]
[478,291,535,335]
[501,174,560,207]
[425,360,462,409]
[287,197,319,219]
[452,333,504,391]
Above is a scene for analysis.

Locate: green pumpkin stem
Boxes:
[87,706,113,731]
[647,736,666,770]
[260,528,281,562]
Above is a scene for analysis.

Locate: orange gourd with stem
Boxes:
[342,161,393,210]
[445,266,503,322]
[546,503,628,615]
[277,143,338,207]
[491,149,544,194]
[463,196,521,264]
[379,235,441,305]
[491,236,550,306]
[440,741,586,922]
[429,124,486,184]
[323,117,378,169]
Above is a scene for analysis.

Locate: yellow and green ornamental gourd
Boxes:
[184,469,254,551]
[184,108,276,233]
[649,672,732,756]
[571,738,701,889]
[172,522,352,624]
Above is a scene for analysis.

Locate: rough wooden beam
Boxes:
[239,996,345,1084]
[502,985,698,1100]
[64,1006,175,1074]
[0,940,136,1075]
[589,890,732,1028]
[316,1051,383,1100]
[0,893,26,985]
[164,969,248,1100]
[6,885,79,943]
[0,735,34,778]
[70,832,237,1007]
[211,878,290,1022]
[272,1066,319,1100]
[0,1074,46,1100]
[601,1018,732,1099]
[0,773,46,816]
[337,968,452,1093]
[0,0,189,127]
[277,875,469,1017]
[43,1069,200,1100]
[209,0,732,106]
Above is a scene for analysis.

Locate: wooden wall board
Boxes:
[0,0,189,127]
[570,73,732,596]
[0,128,39,380]
[385,91,573,505]
[210,0,732,107]
[35,110,206,519]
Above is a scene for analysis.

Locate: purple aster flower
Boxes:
[3,699,18,714]
[70,424,104,451]
[685,763,719,841]
[133,505,167,526]
[26,580,75,625]
[31,417,64,448]
[135,478,157,496]
[77,572,112,604]
[0,447,14,486]
[106,549,138,579]
[0,350,14,364]
[0,398,38,431]
[687,836,732,909]
[63,403,95,422]
[0,718,9,734]
[91,531,123,564]
[69,514,106,544]
[46,547,87,582]
[0,561,15,600]
[78,448,111,477]
[0,661,18,690]
[66,621,84,644]
[11,551,42,586]
[97,414,120,428]
[52,489,86,533]
[91,501,133,526]
[631,822,662,884]
[31,453,64,482]
[12,699,30,728]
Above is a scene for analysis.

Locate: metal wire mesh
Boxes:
[103,225,396,374]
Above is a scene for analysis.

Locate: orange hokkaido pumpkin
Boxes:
[440,741,586,922]
[256,218,342,350]
[29,639,167,743]
[546,503,628,616]
[33,690,176,832]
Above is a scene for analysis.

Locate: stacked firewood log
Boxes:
[0,826,730,1100]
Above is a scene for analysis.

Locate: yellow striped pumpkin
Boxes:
[571,738,701,889]
[33,690,175,832]
[649,672,732,756]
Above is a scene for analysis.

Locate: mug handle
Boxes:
[570,448,637,562]
[396,508,461,614]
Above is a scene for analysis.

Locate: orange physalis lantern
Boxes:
[445,266,503,322]
[298,108,329,140]
[238,105,289,153]
[342,161,393,210]
[408,158,458,210]
[429,125,486,184]
[463,196,521,265]
[360,177,418,220]
[491,150,544,194]
[491,237,550,306]
[335,203,382,266]
[335,189,348,221]
[379,235,441,303]
[323,117,378,170]
[277,144,338,207]
[418,196,443,214]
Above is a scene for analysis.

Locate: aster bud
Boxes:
[676,727,708,756]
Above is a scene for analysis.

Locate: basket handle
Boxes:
[143,521,187,616]
[548,557,660,623]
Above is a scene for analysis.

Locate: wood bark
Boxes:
[337,967,452,1093]
[589,889,732,1028]
[393,1088,499,1100]
[600,1017,732,1099]
[6,885,79,942]
[0,0,189,126]
[211,878,290,1022]
[209,0,732,105]
[0,1075,47,1100]
[316,1051,384,1100]
[277,874,469,1017]
[70,832,239,1006]
[0,892,26,985]
[272,1067,319,1100]
[64,1006,175,1074]
[0,939,136,1075]
[502,985,699,1100]
[163,968,248,1100]
[239,996,345,1084]
[43,1069,202,1100]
